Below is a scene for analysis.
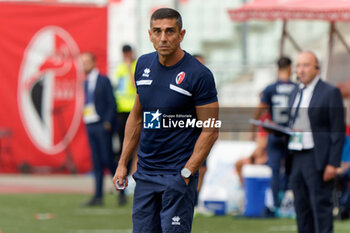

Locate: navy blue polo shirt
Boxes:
[261,80,296,126]
[134,51,217,174]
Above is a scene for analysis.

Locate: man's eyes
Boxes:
[296,63,312,68]
[166,30,175,34]
[152,29,176,34]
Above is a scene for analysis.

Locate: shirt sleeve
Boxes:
[193,69,218,106]
[134,59,142,94]
[261,85,271,105]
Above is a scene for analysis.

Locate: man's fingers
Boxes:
[113,177,118,189]
[115,177,128,190]
[113,166,128,190]
[112,176,117,186]
[323,171,336,182]
[118,178,126,187]
[323,172,330,182]
[323,174,329,182]
[118,178,123,186]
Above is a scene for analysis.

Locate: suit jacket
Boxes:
[85,73,117,125]
[288,79,345,171]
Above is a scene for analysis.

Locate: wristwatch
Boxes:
[181,168,192,179]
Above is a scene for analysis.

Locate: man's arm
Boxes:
[113,94,142,189]
[323,88,345,182]
[103,76,117,131]
[250,102,269,139]
[182,101,219,184]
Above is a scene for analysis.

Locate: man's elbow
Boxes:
[207,129,219,144]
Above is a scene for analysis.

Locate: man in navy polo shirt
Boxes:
[252,57,296,212]
[113,8,219,233]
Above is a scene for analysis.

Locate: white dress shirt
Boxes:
[87,68,99,93]
[84,68,100,124]
[291,75,320,149]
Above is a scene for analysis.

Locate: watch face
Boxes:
[181,168,191,178]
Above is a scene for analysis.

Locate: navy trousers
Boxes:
[267,134,288,207]
[132,171,198,233]
[290,149,334,233]
[87,122,116,199]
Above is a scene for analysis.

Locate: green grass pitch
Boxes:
[1,193,350,233]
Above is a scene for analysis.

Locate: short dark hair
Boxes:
[150,8,182,30]
[277,56,292,69]
[122,44,132,53]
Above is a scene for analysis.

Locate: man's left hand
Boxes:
[103,122,112,131]
[323,165,337,182]
[182,177,190,186]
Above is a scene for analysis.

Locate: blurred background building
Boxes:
[107,0,350,106]
[5,0,347,106]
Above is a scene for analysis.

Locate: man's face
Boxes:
[80,53,95,74]
[296,52,319,85]
[148,18,185,57]
[123,51,133,63]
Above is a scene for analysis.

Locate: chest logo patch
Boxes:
[175,72,186,85]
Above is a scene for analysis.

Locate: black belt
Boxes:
[291,148,314,154]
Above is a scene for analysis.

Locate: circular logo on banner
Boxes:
[18,26,84,154]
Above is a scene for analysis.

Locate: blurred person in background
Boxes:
[113,8,218,233]
[337,80,350,136]
[111,44,138,206]
[287,51,345,233]
[193,54,205,65]
[337,80,350,99]
[252,56,296,213]
[334,79,350,220]
[236,112,269,185]
[81,52,117,206]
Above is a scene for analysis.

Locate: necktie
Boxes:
[86,79,94,104]
[290,87,305,127]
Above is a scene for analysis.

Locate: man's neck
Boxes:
[278,71,290,82]
[86,68,98,79]
[158,49,185,67]
[302,75,320,88]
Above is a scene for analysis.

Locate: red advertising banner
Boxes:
[0,2,108,173]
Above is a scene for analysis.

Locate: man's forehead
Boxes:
[151,18,178,28]
[297,53,316,64]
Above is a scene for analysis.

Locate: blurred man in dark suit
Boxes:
[288,51,345,233]
[81,52,117,206]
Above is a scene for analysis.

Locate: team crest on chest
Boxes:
[175,72,186,85]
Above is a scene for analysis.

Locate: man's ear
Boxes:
[148,29,152,42]
[180,29,186,42]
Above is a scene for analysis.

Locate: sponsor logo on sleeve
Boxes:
[172,216,181,225]
[142,68,151,77]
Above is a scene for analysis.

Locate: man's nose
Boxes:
[160,31,167,41]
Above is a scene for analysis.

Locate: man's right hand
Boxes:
[113,165,128,191]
